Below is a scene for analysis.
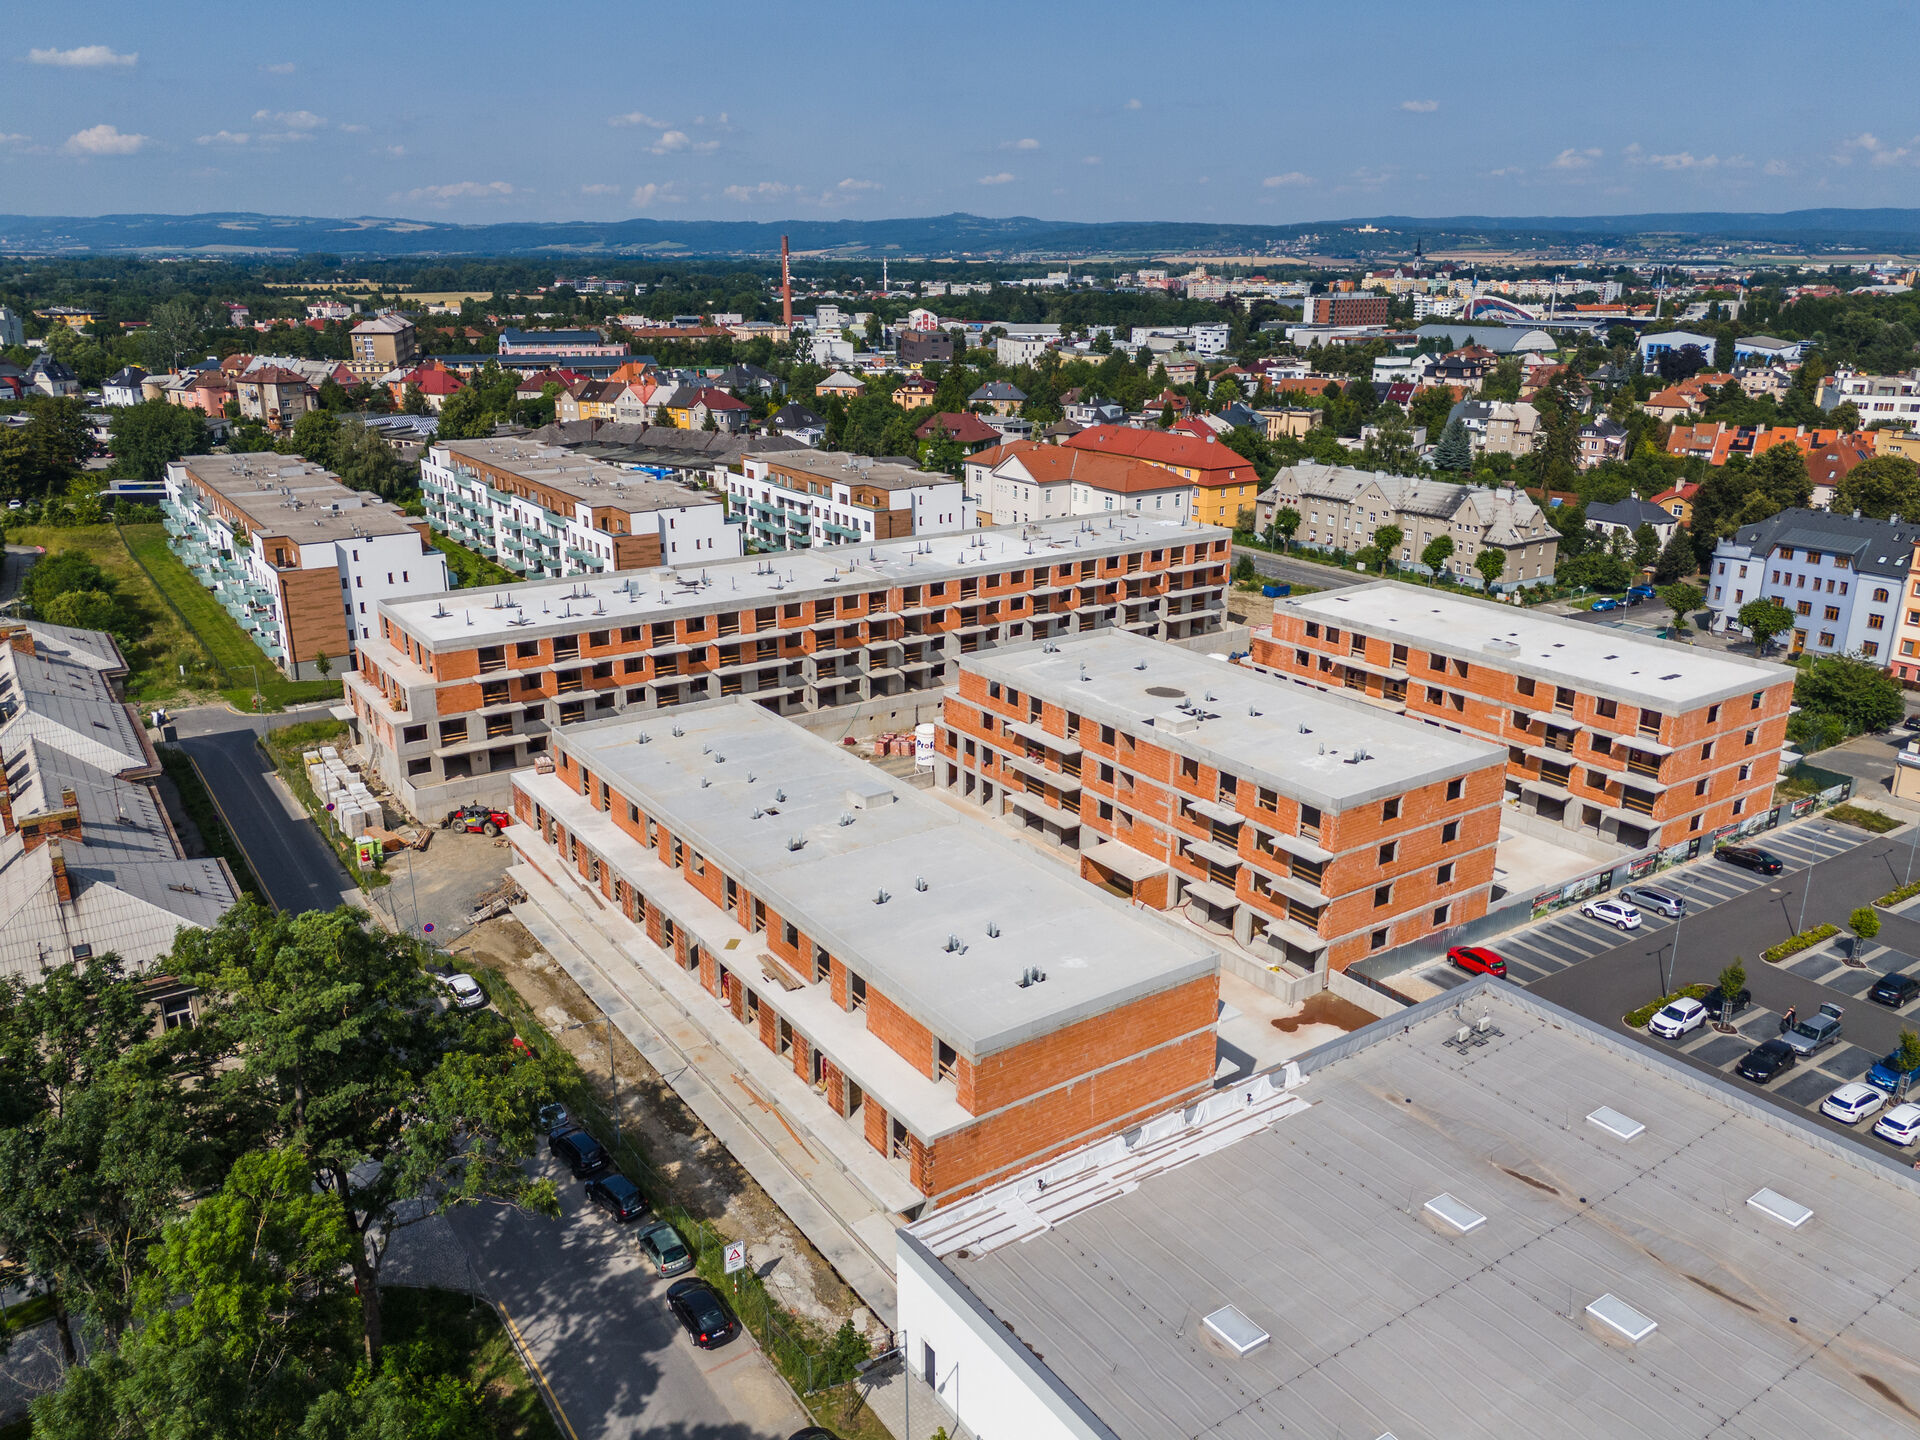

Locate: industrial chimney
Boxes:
[781,234,792,330]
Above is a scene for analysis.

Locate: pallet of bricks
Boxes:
[304,746,381,838]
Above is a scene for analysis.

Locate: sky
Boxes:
[2,2,1916,228]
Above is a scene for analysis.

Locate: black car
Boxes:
[549,1127,613,1179]
[1737,1037,1798,1083]
[667,1278,740,1349]
[584,1173,647,1223]
[1717,845,1785,876]
[789,1430,841,1440]
[1870,972,1920,1008]
[1903,714,1920,731]
[1704,984,1752,1022]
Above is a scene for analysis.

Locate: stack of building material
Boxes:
[303,747,382,838]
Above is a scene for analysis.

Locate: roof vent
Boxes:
[874,888,890,904]
[1747,1187,1814,1229]
[944,934,968,954]
[1017,965,1046,986]
[1586,1105,1645,1141]
[914,875,928,892]
[1424,1193,1487,1233]
[1586,1293,1657,1344]
[1201,1305,1269,1357]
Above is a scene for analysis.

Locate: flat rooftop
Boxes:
[1279,579,1794,709]
[914,982,1920,1440]
[436,436,721,516]
[745,447,952,492]
[553,697,1218,1057]
[966,631,1504,810]
[176,454,422,544]
[382,513,1227,650]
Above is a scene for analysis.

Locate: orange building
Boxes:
[1065,424,1260,528]
[510,696,1221,1208]
[1249,581,1797,851]
[940,632,1506,973]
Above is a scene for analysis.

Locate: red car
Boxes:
[1447,946,1508,978]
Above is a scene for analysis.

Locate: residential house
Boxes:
[26,354,77,398]
[390,366,466,415]
[1576,416,1629,469]
[102,366,149,408]
[767,403,825,446]
[688,387,751,433]
[347,315,418,381]
[1062,395,1125,426]
[1256,408,1319,441]
[1065,424,1259,528]
[914,411,1001,456]
[893,374,938,411]
[1586,494,1679,549]
[994,334,1051,367]
[1428,349,1493,394]
[1254,461,1559,589]
[968,381,1027,416]
[1706,508,1916,662]
[1649,483,1698,526]
[965,441,1196,526]
[729,448,968,550]
[1820,366,1920,430]
[814,371,864,401]
[1447,399,1542,457]
[233,366,317,430]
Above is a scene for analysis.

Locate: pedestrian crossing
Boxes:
[1421,818,1873,994]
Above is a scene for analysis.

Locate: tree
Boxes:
[332,420,411,501]
[1651,525,1695,584]
[1631,522,1662,569]
[41,589,127,639]
[107,401,209,482]
[313,651,332,679]
[1715,957,1748,1019]
[1834,455,1920,520]
[1420,533,1455,579]
[1432,417,1472,471]
[24,550,110,613]
[1658,582,1704,634]
[1737,597,1795,655]
[289,408,343,469]
[1897,1028,1920,1075]
[1374,524,1405,572]
[1474,548,1507,590]
[1558,552,1633,591]
[1233,555,1256,585]
[1795,652,1905,734]
[1266,505,1301,551]
[141,298,202,372]
[433,385,493,442]
[402,384,430,417]
[168,904,559,1364]
[1850,906,1881,946]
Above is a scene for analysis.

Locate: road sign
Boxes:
[723,1241,748,1274]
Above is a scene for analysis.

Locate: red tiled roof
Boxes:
[915,412,999,444]
[1064,424,1249,483]
[694,387,749,411]
[991,443,1195,495]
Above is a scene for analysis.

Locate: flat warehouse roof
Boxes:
[383,513,1227,649]
[922,983,1920,1440]
[1279,580,1794,708]
[966,632,1503,809]
[546,697,1218,1058]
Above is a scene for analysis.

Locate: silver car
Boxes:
[1620,885,1686,919]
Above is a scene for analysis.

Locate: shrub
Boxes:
[1878,879,1920,909]
[1624,984,1711,1029]
[1761,924,1838,963]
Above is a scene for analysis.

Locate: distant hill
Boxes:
[5,209,1920,259]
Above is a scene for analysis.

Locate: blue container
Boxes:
[1262,583,1290,598]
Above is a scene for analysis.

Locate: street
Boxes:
[446,1148,807,1440]
[1230,545,1361,592]
[1412,813,1920,1159]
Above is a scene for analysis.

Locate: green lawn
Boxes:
[119,524,342,711]
[261,718,389,890]
[432,532,518,589]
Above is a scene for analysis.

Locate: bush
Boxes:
[1851,906,1882,942]
[1828,803,1899,833]
[1624,984,1711,1029]
[1878,878,1920,909]
[1762,924,1838,963]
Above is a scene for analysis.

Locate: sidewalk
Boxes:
[506,846,906,1326]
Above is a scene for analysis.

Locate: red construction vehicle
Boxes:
[444,804,511,837]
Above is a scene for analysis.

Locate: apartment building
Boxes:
[1705,509,1915,661]
[1064,425,1259,528]
[964,441,1195,526]
[941,633,1506,974]
[347,315,417,381]
[497,328,627,358]
[726,449,968,552]
[421,437,737,581]
[1303,294,1390,327]
[347,516,1229,818]
[164,455,449,679]
[232,365,317,431]
[510,698,1220,1208]
[1250,582,1796,851]
[1820,366,1920,429]
[1253,462,1559,590]
[0,621,239,985]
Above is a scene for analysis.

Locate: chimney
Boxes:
[49,840,70,903]
[0,767,12,836]
[0,626,31,656]
[781,235,792,331]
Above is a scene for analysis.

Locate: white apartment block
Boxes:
[729,449,969,551]
[1820,367,1920,430]
[422,438,738,582]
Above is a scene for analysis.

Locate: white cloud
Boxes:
[609,111,669,129]
[1262,171,1311,187]
[836,178,882,191]
[29,45,135,68]
[0,133,32,149]
[404,180,515,203]
[1487,165,1525,178]
[196,130,251,147]
[62,124,147,156]
[252,109,325,131]
[1638,150,1718,170]
[1124,98,1142,110]
[648,130,715,155]
[1764,158,1793,176]
[722,181,793,203]
[630,182,682,207]
[338,123,368,134]
[384,145,406,157]
[1550,147,1602,170]
[1002,137,1040,151]
[262,61,295,74]
[978,171,1015,185]
[1082,155,1102,165]
[1836,132,1917,167]
[1400,99,1438,113]
[581,183,620,195]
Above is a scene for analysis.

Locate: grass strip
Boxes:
[259,718,390,890]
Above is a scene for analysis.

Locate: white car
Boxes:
[1873,1102,1920,1147]
[437,972,486,1009]
[1648,997,1708,1039]
[1820,1082,1889,1126]
[1583,897,1643,931]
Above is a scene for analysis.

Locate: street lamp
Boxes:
[564,1017,618,1147]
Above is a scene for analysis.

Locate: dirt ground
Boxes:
[449,915,866,1335]
[371,827,518,942]
[1227,587,1276,627]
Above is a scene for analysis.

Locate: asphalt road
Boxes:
[1229,546,1361,592]
[446,1148,807,1440]
[173,713,357,914]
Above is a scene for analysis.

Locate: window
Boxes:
[1373,884,1392,908]
[1426,685,1444,705]
[1824,605,1840,622]
[1377,841,1397,865]
[1700,740,1714,760]
[1431,903,1450,926]
[1876,588,1892,603]
[848,973,867,1012]
[1706,703,1721,723]
[1869,613,1887,630]
[1381,796,1401,821]
[1441,820,1459,843]
[1445,777,1463,801]
[1695,777,1709,796]
[1437,862,1454,885]
[1515,676,1536,697]
[1733,797,1747,816]
[1370,927,1390,952]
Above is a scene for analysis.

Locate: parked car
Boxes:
[1582,897,1643,931]
[1821,1082,1889,1125]
[1865,1050,1920,1098]
[549,1127,613,1179]
[1648,997,1709,1039]
[436,972,486,1009]
[1703,985,1752,1022]
[1626,584,1657,603]
[1874,1102,1920,1146]
[667,1278,740,1349]
[1781,1002,1844,1058]
[1446,946,1508,977]
[638,1220,695,1277]
[1716,845,1784,876]
[1870,972,1920,1008]
[1590,597,1620,612]
[1903,714,1920,733]
[538,1102,571,1135]
[789,1430,841,1440]
[1737,1038,1798,1083]
[584,1173,647,1223]
[1619,885,1686,919]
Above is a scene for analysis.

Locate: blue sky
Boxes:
[2,2,1915,225]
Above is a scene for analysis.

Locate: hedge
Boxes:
[1624,984,1711,1030]
[1762,923,1838,964]
[1878,879,1920,909]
